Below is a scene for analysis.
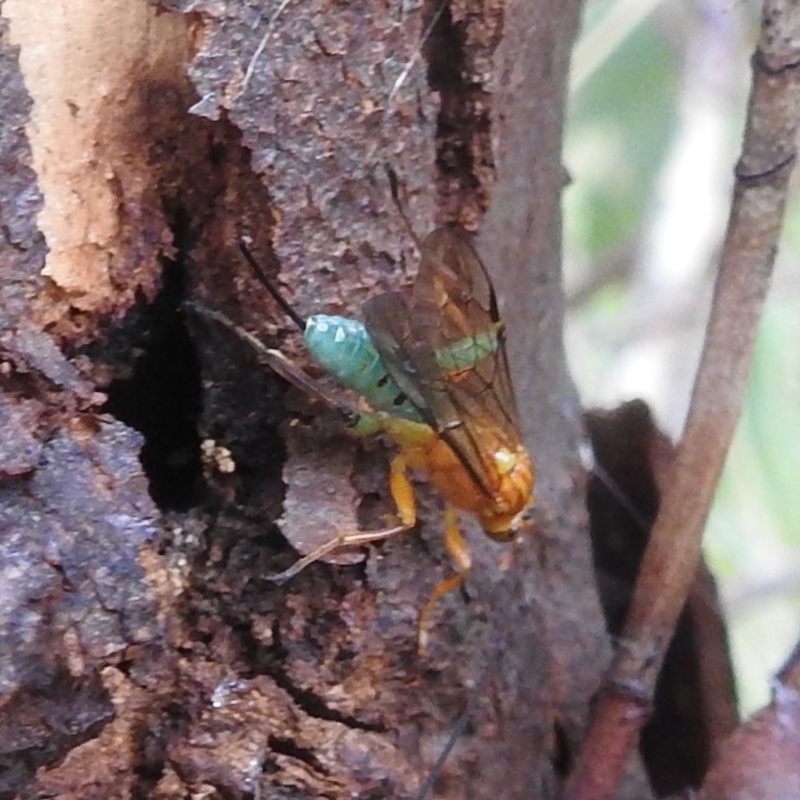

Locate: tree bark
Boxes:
[0,1,658,799]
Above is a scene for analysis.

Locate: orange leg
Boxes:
[417,506,472,653]
[269,454,417,583]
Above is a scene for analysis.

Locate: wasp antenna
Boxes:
[384,163,425,252]
[238,240,306,332]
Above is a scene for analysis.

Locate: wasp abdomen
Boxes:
[305,315,422,421]
[435,328,498,372]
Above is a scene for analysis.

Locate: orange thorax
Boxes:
[403,434,534,540]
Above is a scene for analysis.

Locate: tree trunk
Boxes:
[0,1,658,798]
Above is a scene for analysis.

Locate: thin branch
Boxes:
[565,2,800,797]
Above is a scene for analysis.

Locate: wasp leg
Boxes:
[268,453,417,583]
[417,506,472,653]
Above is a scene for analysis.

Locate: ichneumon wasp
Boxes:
[194,223,536,649]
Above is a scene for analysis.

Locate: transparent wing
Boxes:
[413,227,522,444]
[360,291,439,419]
[363,227,523,497]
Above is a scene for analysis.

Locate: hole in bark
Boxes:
[420,0,494,220]
[551,719,573,778]
[424,2,464,92]
[103,253,203,510]
[424,3,474,180]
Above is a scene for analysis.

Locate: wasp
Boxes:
[201,227,536,648]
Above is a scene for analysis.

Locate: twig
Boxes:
[565,2,800,798]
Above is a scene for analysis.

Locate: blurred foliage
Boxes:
[569,12,679,255]
[565,0,800,715]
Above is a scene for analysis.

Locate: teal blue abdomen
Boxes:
[305,315,422,422]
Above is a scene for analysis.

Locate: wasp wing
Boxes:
[359,291,444,419]
[413,227,522,444]
[363,290,493,496]
[363,228,523,498]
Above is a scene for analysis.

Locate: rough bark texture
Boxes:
[0,0,702,798]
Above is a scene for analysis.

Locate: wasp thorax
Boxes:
[479,447,535,541]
